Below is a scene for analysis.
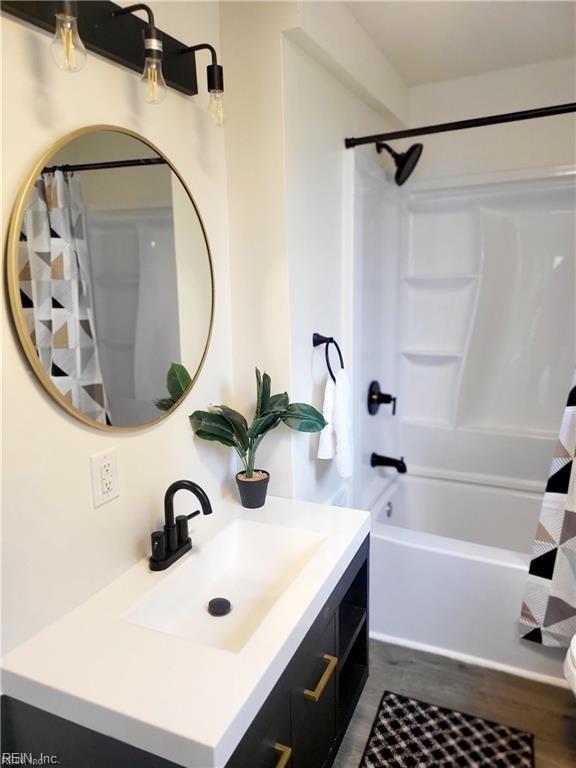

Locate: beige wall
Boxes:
[407,57,576,179]
[221,2,298,498]
[221,2,403,500]
[1,3,233,652]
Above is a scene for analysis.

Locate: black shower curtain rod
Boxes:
[344,102,576,148]
[42,157,167,173]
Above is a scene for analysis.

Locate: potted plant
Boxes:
[190,369,327,508]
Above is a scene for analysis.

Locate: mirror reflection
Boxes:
[13,128,213,429]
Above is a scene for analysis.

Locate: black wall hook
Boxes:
[313,333,344,383]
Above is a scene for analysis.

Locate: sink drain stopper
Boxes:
[208,597,232,617]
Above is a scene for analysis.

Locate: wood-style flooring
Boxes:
[333,640,576,768]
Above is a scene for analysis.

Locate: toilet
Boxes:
[565,636,576,693]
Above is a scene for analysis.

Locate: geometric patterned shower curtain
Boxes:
[520,371,576,647]
[19,170,110,424]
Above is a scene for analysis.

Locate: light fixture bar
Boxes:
[1,0,198,95]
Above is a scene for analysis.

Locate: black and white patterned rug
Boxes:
[360,691,534,767]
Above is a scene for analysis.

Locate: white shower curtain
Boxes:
[521,370,576,646]
[19,170,109,424]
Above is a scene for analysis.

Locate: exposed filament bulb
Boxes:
[51,13,87,72]
[141,57,166,104]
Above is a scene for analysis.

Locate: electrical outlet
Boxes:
[90,449,120,508]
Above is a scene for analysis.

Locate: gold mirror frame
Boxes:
[6,125,215,431]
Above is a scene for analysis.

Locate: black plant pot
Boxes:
[235,470,270,509]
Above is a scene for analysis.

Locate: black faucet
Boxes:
[149,480,213,571]
[370,453,407,473]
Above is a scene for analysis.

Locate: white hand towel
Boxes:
[334,368,353,479]
[317,376,336,459]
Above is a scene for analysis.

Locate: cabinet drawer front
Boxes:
[290,616,337,768]
[226,694,291,768]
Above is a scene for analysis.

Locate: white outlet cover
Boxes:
[90,449,120,508]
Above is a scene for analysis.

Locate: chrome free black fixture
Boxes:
[344,103,576,184]
[376,142,423,186]
[1,1,224,113]
[371,454,407,474]
[345,103,576,149]
[368,380,397,415]
[180,44,225,125]
[113,3,166,103]
[150,479,213,571]
[313,332,345,383]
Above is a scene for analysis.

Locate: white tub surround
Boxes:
[1,497,370,768]
[370,475,566,684]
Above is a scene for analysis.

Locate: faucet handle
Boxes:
[151,531,166,563]
[176,515,190,547]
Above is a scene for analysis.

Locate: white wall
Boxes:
[370,57,576,498]
[351,154,400,510]
[406,57,576,180]
[282,40,397,504]
[289,1,408,125]
[221,2,408,501]
[1,3,233,652]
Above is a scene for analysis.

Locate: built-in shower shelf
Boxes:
[401,348,463,359]
[403,274,479,283]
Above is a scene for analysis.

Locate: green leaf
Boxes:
[167,363,192,401]
[255,368,271,416]
[247,412,281,440]
[281,403,327,432]
[154,397,176,412]
[264,392,289,414]
[189,410,237,448]
[255,368,262,415]
[212,405,249,451]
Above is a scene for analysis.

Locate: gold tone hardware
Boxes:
[304,653,338,702]
[273,743,292,768]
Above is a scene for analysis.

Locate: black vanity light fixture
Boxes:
[1,0,224,120]
[180,44,225,126]
[113,3,166,104]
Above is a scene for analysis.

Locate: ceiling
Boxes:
[347,2,576,85]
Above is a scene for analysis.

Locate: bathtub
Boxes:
[369,474,566,685]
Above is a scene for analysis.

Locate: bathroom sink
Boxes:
[124,519,326,652]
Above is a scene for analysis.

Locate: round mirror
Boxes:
[7,126,214,430]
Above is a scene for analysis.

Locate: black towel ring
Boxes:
[313,333,345,383]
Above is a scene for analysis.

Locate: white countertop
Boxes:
[2,496,370,768]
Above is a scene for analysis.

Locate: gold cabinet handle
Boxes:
[304,653,338,702]
[273,743,292,768]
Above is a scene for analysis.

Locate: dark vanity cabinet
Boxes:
[226,536,369,768]
[1,537,368,768]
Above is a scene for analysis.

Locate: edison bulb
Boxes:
[209,91,224,126]
[141,57,167,104]
[51,14,87,72]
